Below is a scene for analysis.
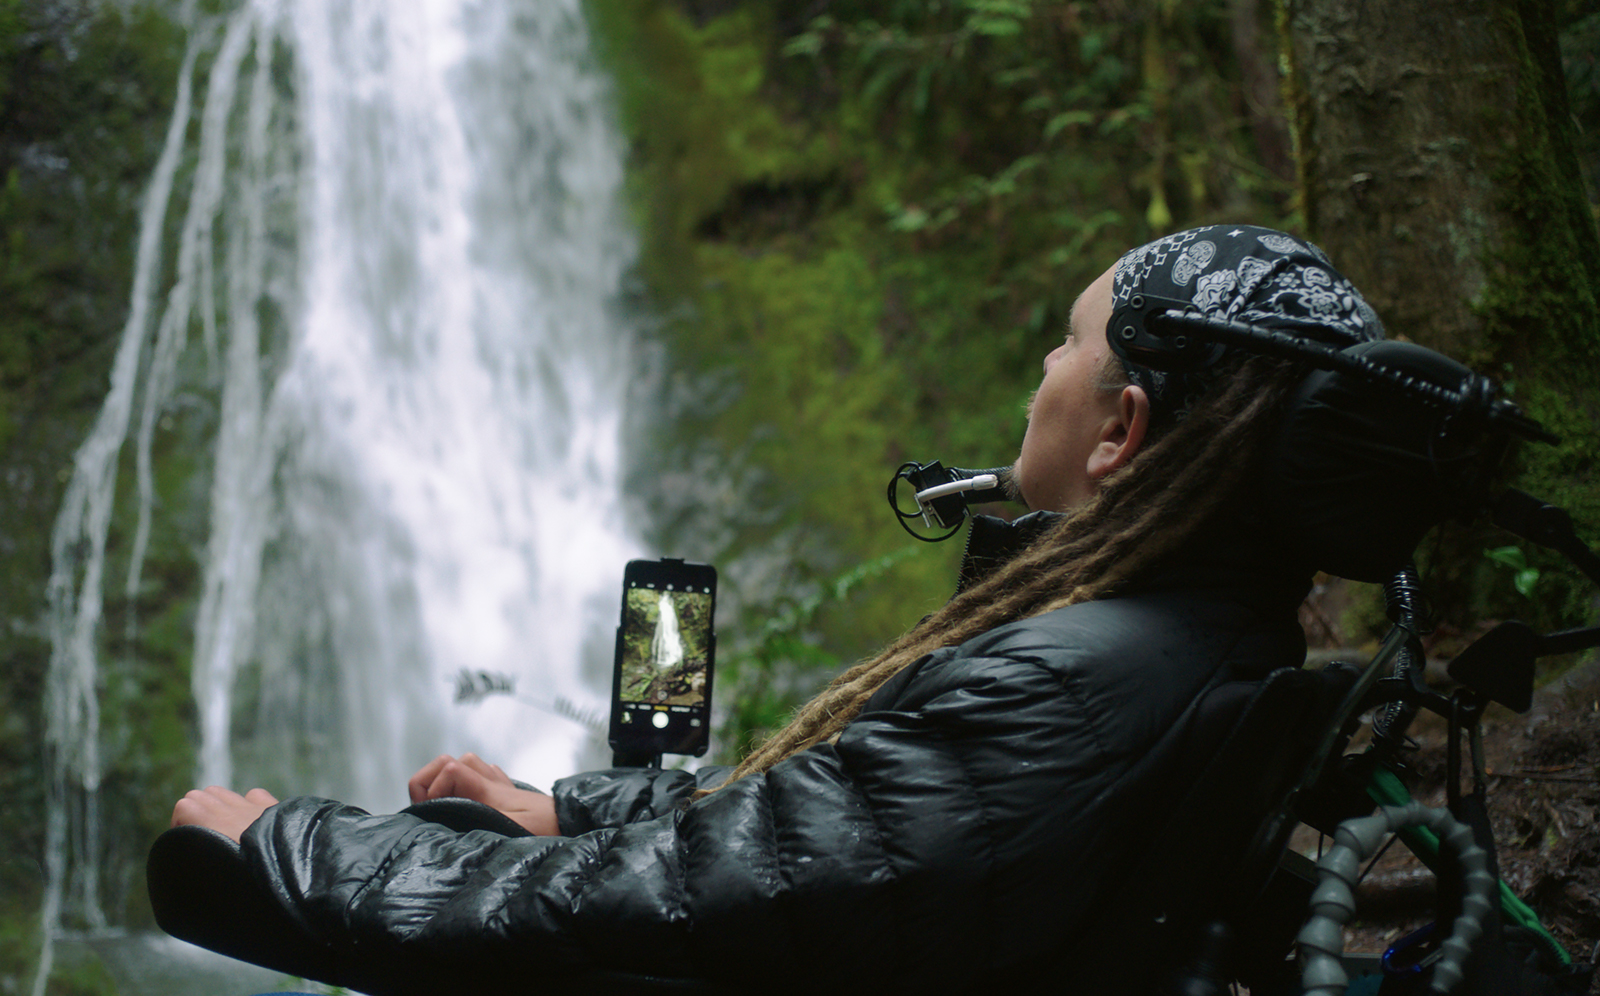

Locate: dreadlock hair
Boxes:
[704,353,1307,795]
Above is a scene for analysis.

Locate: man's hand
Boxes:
[408,753,559,836]
[171,786,279,844]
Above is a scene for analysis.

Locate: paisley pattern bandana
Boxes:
[1107,224,1385,421]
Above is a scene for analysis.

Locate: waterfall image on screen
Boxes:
[652,592,685,671]
[620,588,711,707]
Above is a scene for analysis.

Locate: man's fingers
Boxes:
[409,754,514,804]
[456,753,510,784]
[172,785,244,821]
[170,785,274,842]
[408,754,457,803]
[425,761,489,801]
[172,790,211,827]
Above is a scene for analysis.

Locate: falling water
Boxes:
[38,0,644,989]
[652,592,685,671]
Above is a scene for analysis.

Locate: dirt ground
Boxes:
[1289,655,1600,992]
[1275,569,1600,992]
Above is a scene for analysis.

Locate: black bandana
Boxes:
[1107,225,1385,420]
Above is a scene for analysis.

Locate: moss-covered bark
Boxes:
[1282,0,1600,637]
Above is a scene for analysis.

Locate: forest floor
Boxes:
[1292,655,1600,992]
[1281,572,1600,992]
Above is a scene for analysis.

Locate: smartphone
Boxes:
[609,558,717,762]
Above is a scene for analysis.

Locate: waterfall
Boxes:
[37,0,643,988]
[651,591,685,671]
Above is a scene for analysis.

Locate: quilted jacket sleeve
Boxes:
[237,645,1138,996]
[552,764,733,834]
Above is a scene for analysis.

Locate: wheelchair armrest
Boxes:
[144,799,525,984]
[149,808,726,995]
[147,824,344,984]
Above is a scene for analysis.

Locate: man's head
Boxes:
[1013,265,1146,512]
[1014,225,1384,512]
[1106,225,1384,422]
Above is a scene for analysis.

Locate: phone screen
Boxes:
[610,558,716,759]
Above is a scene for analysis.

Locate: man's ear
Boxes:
[1086,384,1150,481]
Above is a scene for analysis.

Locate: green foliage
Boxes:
[1559,4,1600,205]
[0,896,41,996]
[0,901,118,996]
[0,0,20,117]
[1497,380,1600,628]
[1485,544,1542,599]
[715,546,926,760]
[584,0,1298,758]
[1470,3,1600,632]
[0,0,184,449]
[780,0,1288,242]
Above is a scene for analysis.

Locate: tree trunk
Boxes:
[1282,0,1600,628]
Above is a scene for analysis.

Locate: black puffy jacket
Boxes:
[237,515,1311,994]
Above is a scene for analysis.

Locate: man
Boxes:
[170,225,1381,993]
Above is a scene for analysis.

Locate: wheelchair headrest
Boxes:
[1265,340,1515,583]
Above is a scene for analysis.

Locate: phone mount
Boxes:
[612,746,662,768]
[886,461,1012,541]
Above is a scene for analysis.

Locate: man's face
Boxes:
[1012,264,1121,512]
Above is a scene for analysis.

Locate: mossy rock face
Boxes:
[0,0,188,987]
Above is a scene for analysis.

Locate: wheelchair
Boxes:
[149,317,1600,995]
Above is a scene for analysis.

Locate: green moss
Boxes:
[586,2,836,272]
[0,901,119,996]
[41,951,119,996]
[0,0,189,979]
[0,902,40,996]
[1470,2,1600,631]
[580,0,1299,755]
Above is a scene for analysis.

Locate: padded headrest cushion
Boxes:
[1266,341,1505,583]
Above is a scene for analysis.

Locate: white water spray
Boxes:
[652,592,685,671]
[38,0,644,988]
